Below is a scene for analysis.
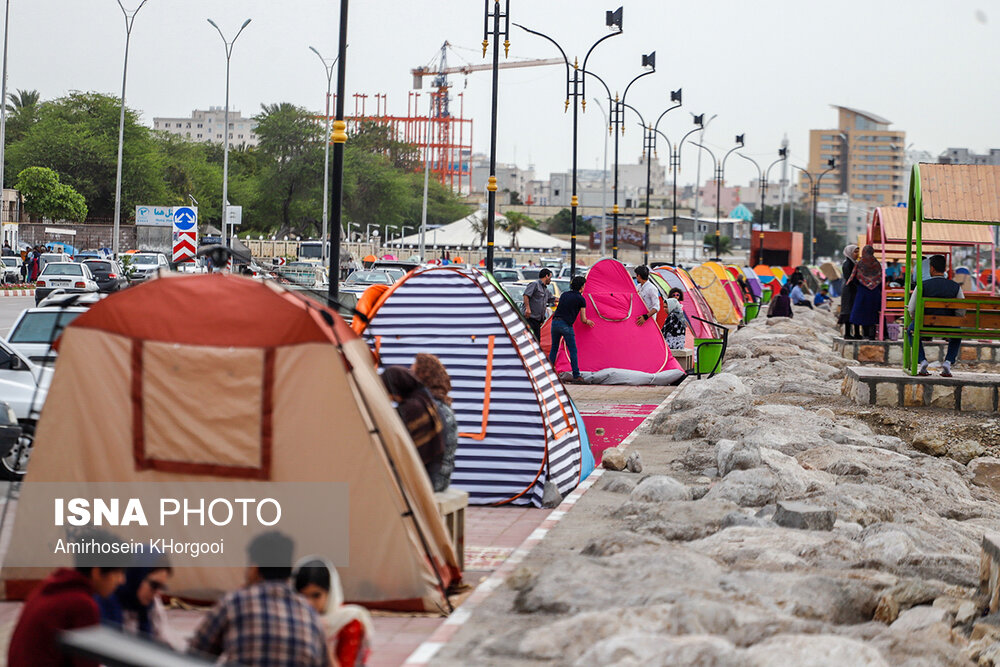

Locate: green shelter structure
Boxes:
[903,163,1000,375]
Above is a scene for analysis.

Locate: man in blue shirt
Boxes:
[548,275,595,382]
[789,279,814,309]
[814,286,831,311]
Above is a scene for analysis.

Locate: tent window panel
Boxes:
[136,341,271,478]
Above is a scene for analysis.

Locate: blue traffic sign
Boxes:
[173,207,197,231]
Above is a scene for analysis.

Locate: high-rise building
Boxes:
[938,147,1000,166]
[806,106,906,211]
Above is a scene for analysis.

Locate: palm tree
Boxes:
[7,89,39,114]
[468,211,488,246]
[502,211,537,249]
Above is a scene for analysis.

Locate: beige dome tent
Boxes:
[1,274,459,612]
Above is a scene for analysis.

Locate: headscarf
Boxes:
[843,244,858,260]
[852,244,882,291]
[410,353,452,406]
[105,547,170,637]
[381,366,444,465]
[294,556,374,638]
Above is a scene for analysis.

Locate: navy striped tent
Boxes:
[363,266,588,507]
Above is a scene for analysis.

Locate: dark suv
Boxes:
[82,259,127,293]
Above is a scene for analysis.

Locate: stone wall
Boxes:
[18,223,136,251]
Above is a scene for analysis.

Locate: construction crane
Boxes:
[412,41,561,119]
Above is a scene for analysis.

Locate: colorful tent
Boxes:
[704,262,747,316]
[2,274,459,611]
[689,263,743,326]
[652,266,719,340]
[740,267,764,299]
[359,266,591,507]
[753,264,776,284]
[542,259,684,376]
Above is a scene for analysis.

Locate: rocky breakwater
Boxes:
[435,308,1000,666]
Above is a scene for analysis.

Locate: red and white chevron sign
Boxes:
[172,231,198,263]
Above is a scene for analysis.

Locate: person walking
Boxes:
[849,245,883,340]
[522,268,553,340]
[410,353,458,492]
[548,275,595,382]
[189,532,330,667]
[908,254,965,377]
[634,265,660,327]
[840,244,860,338]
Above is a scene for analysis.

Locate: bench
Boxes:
[434,487,468,570]
[672,348,694,371]
[907,296,1000,373]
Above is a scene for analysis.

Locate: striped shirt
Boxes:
[188,580,330,667]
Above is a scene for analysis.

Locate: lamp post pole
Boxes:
[594,98,609,257]
[207,17,251,250]
[814,160,838,265]
[608,53,655,259]
[652,115,702,266]
[515,8,622,276]
[112,0,150,258]
[738,147,787,265]
[716,135,744,260]
[327,0,349,302]
[646,90,682,264]
[482,0,510,274]
[308,46,338,268]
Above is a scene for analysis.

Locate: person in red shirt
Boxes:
[294,557,373,666]
[8,562,125,667]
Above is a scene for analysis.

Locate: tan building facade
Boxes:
[806,106,905,209]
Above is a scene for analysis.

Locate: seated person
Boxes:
[813,286,832,311]
[907,254,965,377]
[789,279,814,309]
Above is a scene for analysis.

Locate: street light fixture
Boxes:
[738,147,787,265]
[206,16,252,249]
[642,88,682,265]
[693,133,743,260]
[793,158,837,265]
[481,0,511,274]
[514,6,622,276]
[651,111,703,265]
[112,0,151,258]
[308,46,339,268]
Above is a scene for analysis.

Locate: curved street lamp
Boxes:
[738,147,787,265]
[207,17,252,248]
[514,6,622,276]
[793,158,837,265]
[308,46,339,268]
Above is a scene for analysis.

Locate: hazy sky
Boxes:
[6,1,999,187]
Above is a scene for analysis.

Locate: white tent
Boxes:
[389,209,571,252]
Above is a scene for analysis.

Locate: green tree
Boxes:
[543,207,595,235]
[502,210,537,248]
[6,92,166,219]
[5,89,41,142]
[703,233,732,255]
[252,103,324,235]
[15,166,87,222]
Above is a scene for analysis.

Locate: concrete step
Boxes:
[843,365,1000,411]
[834,336,1000,364]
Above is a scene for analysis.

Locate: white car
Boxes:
[0,339,51,480]
[34,262,98,305]
[6,307,87,366]
[1,256,22,283]
[127,253,170,283]
[39,252,72,273]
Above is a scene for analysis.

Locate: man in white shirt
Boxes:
[634,265,660,327]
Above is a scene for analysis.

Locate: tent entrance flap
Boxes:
[457,335,494,441]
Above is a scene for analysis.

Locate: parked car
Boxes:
[1,256,23,283]
[34,262,99,305]
[0,401,22,480]
[492,268,524,282]
[0,340,51,480]
[6,307,87,366]
[82,259,127,293]
[39,252,72,273]
[127,252,170,283]
[74,249,111,262]
[343,269,400,286]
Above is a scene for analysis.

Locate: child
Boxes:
[814,286,832,311]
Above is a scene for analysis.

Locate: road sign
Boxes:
[226,206,243,226]
[135,206,174,227]
[171,206,198,263]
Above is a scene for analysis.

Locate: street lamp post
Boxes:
[794,158,836,265]
[207,17,252,250]
[738,147,787,265]
[651,113,703,265]
[594,97,609,257]
[644,90,682,264]
[693,134,743,260]
[308,46,338,268]
[328,0,349,302]
[515,6,622,277]
[607,53,655,259]
[112,0,150,258]
[482,0,511,274]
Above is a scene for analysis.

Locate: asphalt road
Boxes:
[0,297,33,338]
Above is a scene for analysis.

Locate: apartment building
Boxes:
[152,107,259,147]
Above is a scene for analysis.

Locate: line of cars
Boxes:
[33,252,169,305]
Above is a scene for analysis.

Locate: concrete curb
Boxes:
[0,290,34,297]
[402,388,681,667]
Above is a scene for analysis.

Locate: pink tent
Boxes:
[541,259,684,375]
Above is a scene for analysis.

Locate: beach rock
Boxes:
[816,407,835,419]
[743,634,889,666]
[599,474,636,494]
[948,439,987,465]
[969,457,1000,494]
[573,633,741,667]
[625,451,643,473]
[890,605,950,633]
[773,500,837,531]
[912,430,948,457]
[704,468,785,507]
[602,447,626,471]
[716,438,761,476]
[629,475,692,503]
[671,373,751,416]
